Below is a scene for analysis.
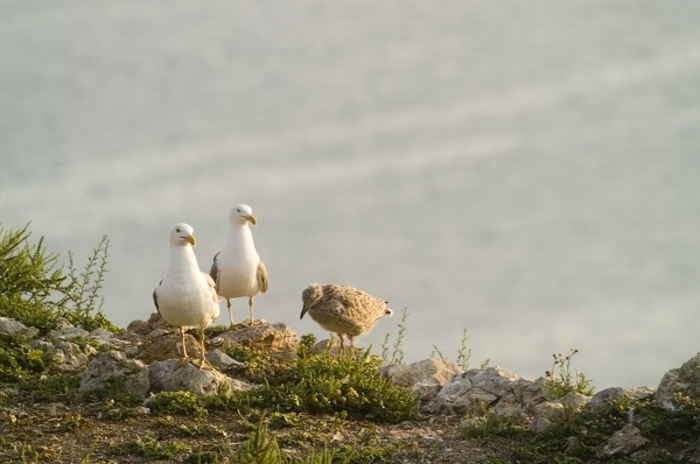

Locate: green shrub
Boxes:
[230,349,418,423]
[0,223,119,332]
[111,432,191,459]
[147,391,208,418]
[0,223,65,329]
[544,349,594,400]
[19,373,81,403]
[0,333,46,382]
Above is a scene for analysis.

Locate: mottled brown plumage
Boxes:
[300,284,393,352]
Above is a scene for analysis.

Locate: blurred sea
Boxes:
[2,1,700,389]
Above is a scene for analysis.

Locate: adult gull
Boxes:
[153,223,221,368]
[210,204,268,327]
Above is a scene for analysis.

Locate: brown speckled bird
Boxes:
[300,284,393,353]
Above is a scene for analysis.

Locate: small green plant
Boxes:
[454,327,472,371]
[63,235,120,332]
[461,414,523,440]
[111,432,191,459]
[147,391,208,418]
[0,333,46,382]
[544,348,594,400]
[381,307,407,364]
[19,374,81,403]
[430,327,480,371]
[77,439,99,464]
[236,415,283,464]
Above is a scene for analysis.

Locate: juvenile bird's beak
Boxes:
[247,215,258,226]
[186,234,196,246]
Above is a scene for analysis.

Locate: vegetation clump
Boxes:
[205,337,419,424]
[544,348,595,400]
[0,223,118,333]
[0,333,46,382]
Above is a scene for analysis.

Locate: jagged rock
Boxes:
[126,312,170,337]
[308,339,363,358]
[206,349,244,368]
[88,328,125,348]
[427,367,549,419]
[529,392,591,431]
[557,391,591,411]
[655,353,700,408]
[0,317,39,338]
[45,341,93,373]
[49,318,90,339]
[589,386,654,408]
[79,350,150,399]
[530,401,566,426]
[379,358,462,403]
[211,321,299,356]
[599,424,648,457]
[136,333,200,364]
[148,359,252,396]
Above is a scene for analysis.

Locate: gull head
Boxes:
[229,204,257,226]
[169,223,196,247]
[300,283,323,319]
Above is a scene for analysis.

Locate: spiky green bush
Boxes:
[0,333,46,382]
[0,223,65,329]
[243,349,418,423]
[0,223,118,332]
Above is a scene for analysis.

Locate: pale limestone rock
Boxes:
[49,318,89,339]
[148,359,251,396]
[599,424,648,457]
[136,333,200,364]
[45,341,92,373]
[557,392,591,411]
[211,321,298,356]
[79,350,150,399]
[655,353,700,408]
[379,358,462,403]
[308,339,363,358]
[126,312,170,337]
[0,317,27,335]
[589,386,654,408]
[427,367,549,418]
[206,349,244,368]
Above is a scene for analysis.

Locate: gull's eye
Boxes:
[176,228,181,232]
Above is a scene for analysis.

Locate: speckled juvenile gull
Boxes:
[300,284,393,353]
[210,204,268,327]
[153,223,221,369]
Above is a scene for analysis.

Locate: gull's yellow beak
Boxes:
[247,215,258,226]
[186,234,196,246]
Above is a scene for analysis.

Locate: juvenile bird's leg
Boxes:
[337,333,346,356]
[349,336,358,358]
[226,299,235,329]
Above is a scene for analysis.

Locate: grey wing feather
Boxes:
[209,252,220,284]
[257,261,269,294]
[153,279,162,313]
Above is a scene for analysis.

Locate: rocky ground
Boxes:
[1,314,700,463]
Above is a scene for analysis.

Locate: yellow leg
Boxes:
[226,299,235,328]
[248,297,255,325]
[198,327,212,370]
[180,327,188,359]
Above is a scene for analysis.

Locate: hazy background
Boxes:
[2,1,700,389]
